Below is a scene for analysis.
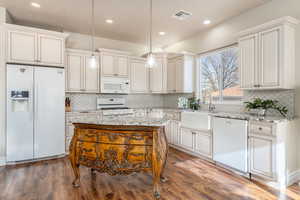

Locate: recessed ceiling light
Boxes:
[31,2,41,8]
[203,20,211,25]
[159,32,166,36]
[105,19,114,24]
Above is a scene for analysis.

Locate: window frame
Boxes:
[196,44,243,105]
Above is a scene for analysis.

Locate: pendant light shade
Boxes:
[89,54,97,69]
[146,0,156,68]
[89,0,97,69]
[146,53,156,68]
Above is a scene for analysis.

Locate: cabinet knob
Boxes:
[258,127,263,131]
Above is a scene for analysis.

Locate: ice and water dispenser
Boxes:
[10,90,30,112]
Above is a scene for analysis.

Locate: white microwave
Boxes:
[101,77,130,94]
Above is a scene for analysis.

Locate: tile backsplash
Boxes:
[66,89,295,117]
[243,90,295,118]
[66,93,164,111]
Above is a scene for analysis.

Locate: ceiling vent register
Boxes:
[173,10,192,20]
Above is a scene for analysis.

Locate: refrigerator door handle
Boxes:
[34,80,38,155]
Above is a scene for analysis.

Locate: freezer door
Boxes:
[213,117,248,173]
[6,65,34,162]
[34,67,65,158]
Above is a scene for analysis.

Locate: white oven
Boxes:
[101,77,130,94]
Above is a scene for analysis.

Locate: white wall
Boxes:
[66,32,147,56]
[0,8,7,165]
[165,0,300,172]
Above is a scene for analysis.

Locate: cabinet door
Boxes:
[66,53,84,92]
[182,56,194,93]
[175,58,184,92]
[101,54,115,76]
[116,56,129,77]
[150,58,164,93]
[7,30,37,64]
[167,59,176,93]
[165,121,172,143]
[259,27,281,88]
[84,55,100,93]
[239,34,258,89]
[171,121,180,145]
[38,34,64,67]
[249,136,276,180]
[130,59,149,93]
[194,131,212,158]
[180,128,194,151]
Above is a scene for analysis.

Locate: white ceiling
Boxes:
[0,0,270,47]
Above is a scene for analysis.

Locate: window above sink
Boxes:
[197,45,243,105]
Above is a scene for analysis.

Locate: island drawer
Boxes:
[76,129,153,145]
[249,122,274,136]
[77,143,153,169]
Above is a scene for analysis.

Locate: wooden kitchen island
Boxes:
[69,116,169,199]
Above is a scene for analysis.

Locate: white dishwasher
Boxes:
[213,117,248,173]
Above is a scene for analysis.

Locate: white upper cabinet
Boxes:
[238,16,299,90]
[239,34,258,89]
[167,59,176,93]
[66,49,100,93]
[167,55,194,93]
[101,53,115,76]
[66,52,83,92]
[116,56,129,77]
[38,34,64,66]
[130,58,149,93]
[149,56,167,93]
[7,30,37,64]
[5,24,68,67]
[259,27,281,88]
[99,49,129,78]
[84,55,100,93]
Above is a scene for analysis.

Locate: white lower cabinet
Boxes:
[179,127,212,159]
[249,136,276,180]
[194,130,213,158]
[167,123,212,160]
[180,127,194,151]
[165,120,180,145]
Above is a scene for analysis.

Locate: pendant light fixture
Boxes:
[89,0,97,69]
[146,0,156,68]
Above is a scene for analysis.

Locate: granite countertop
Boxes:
[71,116,169,127]
[66,108,291,123]
[210,112,289,123]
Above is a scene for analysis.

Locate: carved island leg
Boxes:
[69,132,81,187]
[160,127,169,183]
[152,128,168,199]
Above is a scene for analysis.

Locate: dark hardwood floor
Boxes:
[1,148,300,200]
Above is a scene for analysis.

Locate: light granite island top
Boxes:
[71,115,170,127]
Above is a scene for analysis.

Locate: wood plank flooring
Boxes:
[1,148,300,200]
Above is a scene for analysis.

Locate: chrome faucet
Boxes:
[208,95,216,112]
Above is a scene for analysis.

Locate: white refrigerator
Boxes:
[6,64,65,162]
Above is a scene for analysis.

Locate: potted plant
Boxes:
[244,98,288,117]
[188,97,201,111]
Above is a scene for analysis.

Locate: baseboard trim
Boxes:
[0,156,6,166]
[287,169,300,186]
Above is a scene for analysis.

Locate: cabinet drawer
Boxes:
[98,131,153,145]
[77,129,153,145]
[249,122,274,136]
[77,141,98,160]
